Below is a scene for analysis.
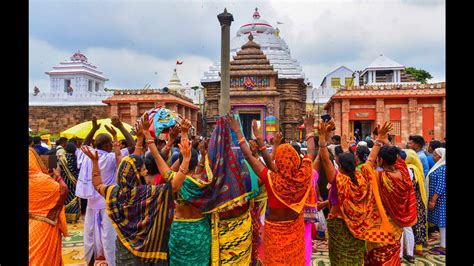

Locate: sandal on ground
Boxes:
[428,247,446,255]
[403,255,415,263]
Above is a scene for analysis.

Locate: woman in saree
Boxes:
[80,114,190,265]
[403,149,427,260]
[363,124,418,265]
[318,121,406,265]
[226,111,317,265]
[146,118,210,266]
[59,143,81,223]
[29,147,68,265]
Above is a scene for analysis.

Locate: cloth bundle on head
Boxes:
[144,107,182,139]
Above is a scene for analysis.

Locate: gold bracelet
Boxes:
[179,167,188,174]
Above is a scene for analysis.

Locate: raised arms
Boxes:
[366,122,393,168]
[226,112,265,179]
[252,119,277,172]
[318,119,337,184]
[83,116,100,146]
[304,111,317,161]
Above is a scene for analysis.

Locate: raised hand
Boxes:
[198,139,207,156]
[304,111,316,131]
[104,124,117,140]
[111,115,123,129]
[92,116,101,131]
[341,134,350,152]
[225,112,241,133]
[132,120,144,138]
[169,125,180,140]
[249,140,258,155]
[81,146,99,161]
[274,132,283,146]
[178,137,191,160]
[252,120,262,139]
[181,119,192,133]
[141,112,151,132]
[376,122,393,144]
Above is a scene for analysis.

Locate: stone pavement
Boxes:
[62,216,446,265]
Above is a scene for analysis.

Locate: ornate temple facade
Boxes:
[201,8,309,140]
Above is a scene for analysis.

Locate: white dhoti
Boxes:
[84,208,117,266]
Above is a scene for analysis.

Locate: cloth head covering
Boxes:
[357,141,368,147]
[425,147,446,197]
[403,149,427,206]
[268,143,315,213]
[378,158,418,227]
[105,154,175,263]
[427,148,446,177]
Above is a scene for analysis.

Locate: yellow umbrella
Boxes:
[60,119,134,140]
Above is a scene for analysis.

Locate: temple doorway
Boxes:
[239,112,261,140]
[352,120,373,142]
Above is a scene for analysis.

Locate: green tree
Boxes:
[405,67,433,84]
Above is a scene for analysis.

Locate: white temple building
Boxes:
[201,8,308,83]
[29,51,112,106]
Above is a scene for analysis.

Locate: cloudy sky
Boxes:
[29,0,445,93]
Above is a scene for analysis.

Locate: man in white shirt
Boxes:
[76,117,134,266]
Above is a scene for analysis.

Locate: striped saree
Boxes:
[59,153,81,223]
[104,155,175,264]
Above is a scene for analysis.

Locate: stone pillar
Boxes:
[341,99,350,138]
[333,100,342,136]
[110,103,118,118]
[130,103,138,124]
[217,8,233,115]
[408,98,417,135]
[376,98,384,127]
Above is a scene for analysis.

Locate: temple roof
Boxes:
[202,8,307,83]
[167,69,182,91]
[229,34,277,76]
[45,51,108,81]
[361,55,405,75]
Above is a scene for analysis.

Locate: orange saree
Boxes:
[263,144,314,265]
[29,148,67,266]
[364,158,417,265]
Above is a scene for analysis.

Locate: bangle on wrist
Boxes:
[375,140,384,146]
[179,166,188,174]
[258,146,267,151]
[306,135,315,141]
[318,141,327,147]
[238,137,246,145]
